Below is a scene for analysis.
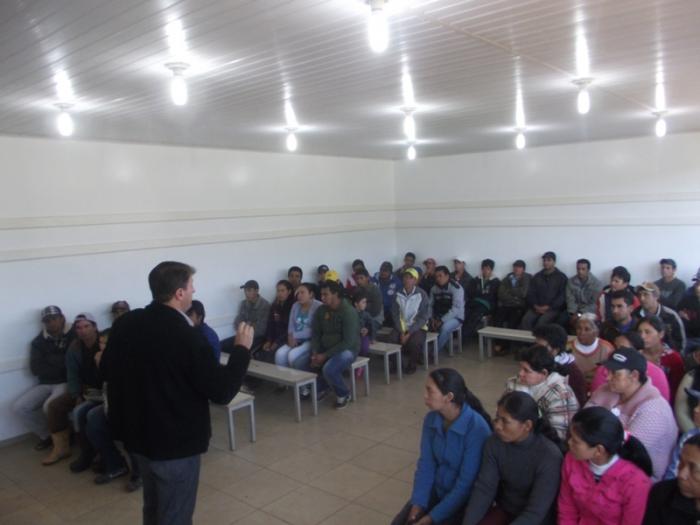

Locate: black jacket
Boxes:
[100,302,250,461]
[643,479,699,525]
[29,328,74,384]
[527,269,568,311]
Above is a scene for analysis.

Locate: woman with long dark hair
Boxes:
[462,391,563,525]
[392,368,491,525]
[558,406,653,525]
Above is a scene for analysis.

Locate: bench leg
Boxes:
[422,341,429,371]
[227,407,236,451]
[487,338,493,359]
[383,354,390,385]
[396,351,403,381]
[364,363,370,396]
[294,384,302,423]
[448,333,454,357]
[248,403,256,443]
[456,328,463,353]
[351,367,357,401]
[433,339,439,366]
[311,380,318,417]
[478,334,484,361]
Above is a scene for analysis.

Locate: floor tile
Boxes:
[263,485,349,525]
[351,443,417,476]
[318,503,388,525]
[357,477,412,517]
[266,449,343,483]
[309,463,387,500]
[223,468,299,508]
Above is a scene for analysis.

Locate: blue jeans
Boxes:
[135,453,200,525]
[86,405,131,474]
[437,318,462,352]
[316,350,354,398]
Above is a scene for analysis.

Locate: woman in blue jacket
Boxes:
[392,368,492,525]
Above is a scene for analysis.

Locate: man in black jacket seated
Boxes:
[100,261,252,525]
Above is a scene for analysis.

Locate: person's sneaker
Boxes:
[34,436,52,451]
[334,396,350,410]
[125,476,142,492]
[299,385,311,400]
[404,364,417,375]
[94,466,129,485]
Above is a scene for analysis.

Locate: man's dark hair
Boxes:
[352,259,365,270]
[611,266,631,284]
[320,280,343,298]
[481,259,495,270]
[404,251,416,261]
[684,433,700,449]
[610,289,634,306]
[576,259,591,270]
[532,324,568,353]
[513,260,526,269]
[352,288,368,305]
[148,261,195,304]
[288,266,303,277]
[355,268,370,278]
[435,265,450,276]
[659,258,677,269]
[186,300,205,320]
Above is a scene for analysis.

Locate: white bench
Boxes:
[448,326,463,356]
[350,356,370,401]
[368,342,403,384]
[220,354,318,422]
[424,332,439,369]
[477,327,535,360]
[222,392,256,451]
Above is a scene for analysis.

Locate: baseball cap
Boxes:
[636,282,660,295]
[423,257,436,265]
[317,264,329,274]
[542,251,556,261]
[453,256,466,263]
[111,300,130,313]
[324,270,341,283]
[240,280,259,290]
[380,261,393,272]
[403,268,419,280]
[603,347,647,375]
[74,312,97,326]
[41,305,63,321]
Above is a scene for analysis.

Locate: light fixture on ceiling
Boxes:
[572,77,593,115]
[284,99,300,152]
[165,62,189,106]
[407,143,416,161]
[54,103,74,137]
[403,111,416,142]
[367,0,389,53]
[653,111,667,138]
[286,130,298,152]
[515,130,526,150]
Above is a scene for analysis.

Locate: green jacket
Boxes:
[310,299,360,358]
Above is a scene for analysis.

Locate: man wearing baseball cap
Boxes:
[633,281,686,352]
[587,347,677,480]
[419,257,437,294]
[12,305,75,452]
[391,268,430,373]
[232,280,270,355]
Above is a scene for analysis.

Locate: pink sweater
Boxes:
[589,362,670,403]
[558,453,651,525]
[586,381,677,480]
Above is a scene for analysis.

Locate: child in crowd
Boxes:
[558,406,652,525]
[637,315,685,402]
[533,324,587,406]
[392,369,491,525]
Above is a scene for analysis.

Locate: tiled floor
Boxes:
[0,343,517,525]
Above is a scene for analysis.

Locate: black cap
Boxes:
[603,347,647,375]
[542,251,556,261]
[380,261,393,272]
[317,264,329,274]
[240,280,259,290]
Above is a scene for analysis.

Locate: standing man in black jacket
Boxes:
[100,261,252,525]
[520,251,568,330]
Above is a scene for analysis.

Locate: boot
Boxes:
[69,433,96,473]
[42,429,72,466]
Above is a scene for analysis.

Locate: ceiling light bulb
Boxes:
[655,83,667,112]
[515,132,526,150]
[170,73,188,106]
[407,144,416,161]
[655,116,667,138]
[286,132,298,152]
[56,110,74,137]
[368,2,389,53]
[577,87,591,114]
[284,101,298,129]
[403,114,416,142]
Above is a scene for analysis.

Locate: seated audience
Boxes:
[590,331,671,403]
[309,281,359,409]
[601,290,638,343]
[637,315,685,402]
[558,406,653,525]
[428,265,465,354]
[533,323,587,406]
[420,257,437,294]
[463,259,500,338]
[392,369,492,525]
[566,313,614,391]
[678,280,700,353]
[566,258,603,329]
[505,345,580,440]
[354,267,384,331]
[494,259,531,331]
[586,347,677,480]
[12,305,74,451]
[257,280,294,363]
[391,268,430,374]
[655,258,687,310]
[462,391,563,525]
[520,251,568,330]
[373,261,402,327]
[675,346,700,433]
[344,258,366,293]
[287,266,303,291]
[396,251,422,279]
[634,282,686,353]
[666,386,700,479]
[450,257,473,296]
[233,279,270,353]
[643,434,700,525]
[110,300,130,321]
[352,289,375,359]
[186,300,220,360]
[317,264,329,284]
[45,313,103,467]
[598,266,640,323]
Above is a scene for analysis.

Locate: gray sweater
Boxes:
[463,433,562,525]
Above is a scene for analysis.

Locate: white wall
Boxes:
[0,136,396,440]
[394,132,700,284]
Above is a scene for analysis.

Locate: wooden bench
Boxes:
[424,332,439,369]
[477,327,535,360]
[368,342,402,384]
[350,356,370,401]
[221,392,256,451]
[220,354,318,422]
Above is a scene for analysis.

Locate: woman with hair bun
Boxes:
[392,368,491,525]
[558,406,653,525]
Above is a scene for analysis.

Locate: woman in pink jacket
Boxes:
[558,406,653,525]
